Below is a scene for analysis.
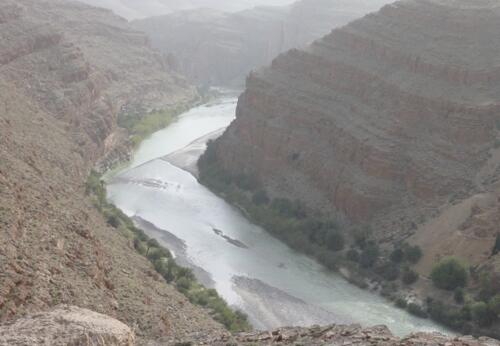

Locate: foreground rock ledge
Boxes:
[214,325,500,346]
[2,308,499,346]
[0,306,134,346]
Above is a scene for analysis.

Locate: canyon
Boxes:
[1,0,500,344]
[132,0,391,86]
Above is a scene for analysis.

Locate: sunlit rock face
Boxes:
[213,0,500,236]
[132,0,391,87]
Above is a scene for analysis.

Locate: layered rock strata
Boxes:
[214,0,500,239]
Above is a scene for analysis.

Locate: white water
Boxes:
[107,95,449,335]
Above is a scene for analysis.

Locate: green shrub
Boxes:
[431,257,468,290]
[454,288,465,304]
[376,262,400,281]
[346,248,360,263]
[396,297,407,308]
[325,231,345,252]
[404,244,423,264]
[252,190,269,205]
[471,302,497,327]
[489,294,500,315]
[360,243,379,268]
[390,248,404,263]
[402,268,419,285]
[493,234,500,256]
[407,303,428,318]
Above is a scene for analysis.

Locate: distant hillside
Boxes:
[74,0,297,20]
[132,0,391,87]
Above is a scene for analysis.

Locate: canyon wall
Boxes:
[213,0,500,260]
[132,0,391,87]
[0,0,226,344]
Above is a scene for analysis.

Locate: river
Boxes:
[107,94,449,335]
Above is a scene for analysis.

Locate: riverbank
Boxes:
[107,96,450,336]
[196,140,465,336]
[86,170,251,332]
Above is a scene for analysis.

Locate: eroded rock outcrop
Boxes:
[0,305,134,346]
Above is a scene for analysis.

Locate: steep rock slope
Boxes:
[0,0,226,344]
[212,0,500,273]
[132,0,391,86]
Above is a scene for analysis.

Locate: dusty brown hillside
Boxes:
[0,0,226,344]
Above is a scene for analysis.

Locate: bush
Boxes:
[390,248,404,263]
[431,257,468,290]
[376,262,400,281]
[402,268,419,285]
[407,303,428,318]
[346,248,360,263]
[493,234,500,256]
[404,245,423,264]
[396,297,407,308]
[489,294,500,315]
[454,288,465,304]
[325,231,345,252]
[471,302,497,327]
[360,243,379,268]
[252,190,270,205]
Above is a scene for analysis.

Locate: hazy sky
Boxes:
[76,0,298,20]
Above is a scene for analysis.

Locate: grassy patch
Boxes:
[85,170,251,333]
[119,105,190,148]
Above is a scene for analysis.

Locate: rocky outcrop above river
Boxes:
[214,0,500,234]
[132,0,391,86]
[210,324,500,345]
[0,305,135,346]
[0,0,225,344]
[2,308,499,346]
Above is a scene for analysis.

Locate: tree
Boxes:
[390,248,404,263]
[492,234,500,256]
[402,268,419,285]
[431,258,468,290]
[471,302,496,327]
[360,243,379,268]
[489,294,500,315]
[454,288,465,304]
[404,245,423,264]
[146,238,160,257]
[325,231,345,252]
[252,190,269,205]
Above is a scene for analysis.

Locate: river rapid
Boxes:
[107,95,449,335]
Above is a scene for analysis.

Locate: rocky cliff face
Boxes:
[0,0,225,344]
[213,0,500,278]
[132,0,391,87]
